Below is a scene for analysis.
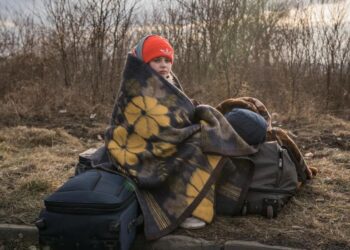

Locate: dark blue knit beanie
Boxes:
[224,108,268,145]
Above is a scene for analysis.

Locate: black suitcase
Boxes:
[36,169,141,250]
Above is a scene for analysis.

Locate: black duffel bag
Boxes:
[216,141,299,219]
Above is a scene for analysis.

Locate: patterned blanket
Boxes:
[105,54,257,239]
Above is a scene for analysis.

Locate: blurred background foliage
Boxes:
[0,0,349,121]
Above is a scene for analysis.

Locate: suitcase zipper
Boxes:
[276,147,284,187]
[248,187,295,195]
[45,193,136,214]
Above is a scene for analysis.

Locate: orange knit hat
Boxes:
[133,35,174,63]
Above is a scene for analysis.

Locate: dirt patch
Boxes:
[298,130,350,151]
[0,114,349,249]
[281,115,350,152]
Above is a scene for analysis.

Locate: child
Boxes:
[132,34,206,229]
[132,34,185,92]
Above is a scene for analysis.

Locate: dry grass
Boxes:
[0,114,349,249]
[0,83,113,127]
[0,126,103,226]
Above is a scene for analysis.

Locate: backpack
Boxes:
[36,147,142,250]
[216,141,298,218]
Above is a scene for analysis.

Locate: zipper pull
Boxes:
[278,148,283,168]
[278,158,283,168]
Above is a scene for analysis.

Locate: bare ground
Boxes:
[0,113,349,250]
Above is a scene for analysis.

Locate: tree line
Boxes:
[0,0,349,119]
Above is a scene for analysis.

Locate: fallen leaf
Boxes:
[305,152,314,158]
[316,197,325,202]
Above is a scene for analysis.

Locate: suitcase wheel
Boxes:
[109,221,120,233]
[241,205,247,216]
[266,205,274,219]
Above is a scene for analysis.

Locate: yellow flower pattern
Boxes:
[185,168,214,223]
[207,154,222,170]
[186,168,209,203]
[152,142,177,158]
[108,126,146,166]
[124,96,170,139]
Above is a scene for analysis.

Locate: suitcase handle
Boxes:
[109,221,120,233]
[128,215,144,232]
[35,218,46,230]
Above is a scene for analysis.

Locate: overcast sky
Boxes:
[0,0,349,25]
[0,0,157,15]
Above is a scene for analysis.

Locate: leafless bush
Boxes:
[0,0,349,121]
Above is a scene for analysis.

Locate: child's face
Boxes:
[149,57,172,79]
